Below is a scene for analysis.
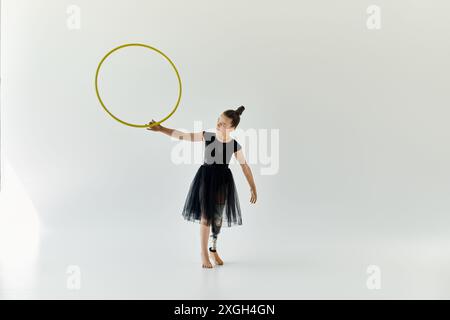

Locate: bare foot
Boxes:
[209,250,224,265]
[201,253,213,268]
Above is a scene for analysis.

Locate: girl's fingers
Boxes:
[147,119,158,130]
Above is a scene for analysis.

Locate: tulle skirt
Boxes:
[181,164,242,227]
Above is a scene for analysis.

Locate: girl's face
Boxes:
[216,113,234,134]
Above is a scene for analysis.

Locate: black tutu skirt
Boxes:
[181,163,242,227]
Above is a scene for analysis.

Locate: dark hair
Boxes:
[223,105,245,128]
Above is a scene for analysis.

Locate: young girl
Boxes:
[147,106,257,268]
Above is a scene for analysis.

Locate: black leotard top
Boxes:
[203,131,242,166]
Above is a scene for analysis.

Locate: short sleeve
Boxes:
[234,140,242,152]
[203,131,213,142]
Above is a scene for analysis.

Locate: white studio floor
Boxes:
[1,213,449,300]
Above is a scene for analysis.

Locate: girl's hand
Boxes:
[147,119,162,132]
[250,188,257,204]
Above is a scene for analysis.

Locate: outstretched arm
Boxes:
[146,119,204,142]
[234,149,257,204]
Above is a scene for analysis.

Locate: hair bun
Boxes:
[236,105,245,116]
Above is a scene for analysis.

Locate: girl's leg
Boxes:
[209,205,224,265]
[200,215,213,268]
[209,215,222,252]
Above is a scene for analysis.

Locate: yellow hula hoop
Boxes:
[94,43,182,128]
